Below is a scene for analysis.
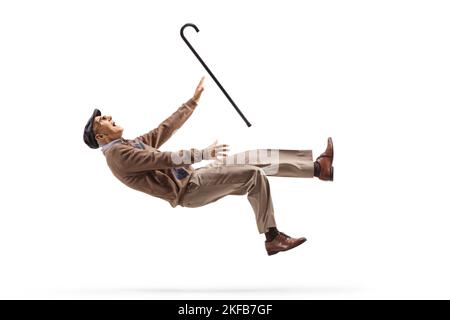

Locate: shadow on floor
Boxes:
[70,285,364,295]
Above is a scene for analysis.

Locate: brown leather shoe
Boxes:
[265,232,307,256]
[316,137,334,181]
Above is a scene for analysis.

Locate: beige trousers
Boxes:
[179,149,314,234]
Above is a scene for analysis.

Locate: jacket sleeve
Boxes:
[138,99,198,149]
[111,144,202,174]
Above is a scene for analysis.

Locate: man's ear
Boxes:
[95,133,104,141]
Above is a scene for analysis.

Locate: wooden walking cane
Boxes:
[180,23,252,127]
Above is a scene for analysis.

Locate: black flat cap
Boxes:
[83,109,101,149]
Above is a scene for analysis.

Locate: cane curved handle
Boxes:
[180,24,202,66]
[180,23,199,39]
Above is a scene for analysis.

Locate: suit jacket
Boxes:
[102,99,202,207]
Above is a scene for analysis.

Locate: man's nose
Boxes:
[107,116,112,121]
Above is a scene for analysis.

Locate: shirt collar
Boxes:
[101,138,123,153]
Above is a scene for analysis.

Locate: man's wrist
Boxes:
[186,98,198,109]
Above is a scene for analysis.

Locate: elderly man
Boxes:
[83,77,334,256]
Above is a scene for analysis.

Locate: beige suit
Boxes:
[180,150,314,233]
[102,99,314,234]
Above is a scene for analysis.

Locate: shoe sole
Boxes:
[328,137,334,163]
[327,137,334,181]
[267,238,307,256]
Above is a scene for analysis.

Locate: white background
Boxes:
[0,0,449,299]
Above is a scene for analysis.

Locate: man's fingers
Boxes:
[215,149,230,155]
[215,145,229,150]
[215,148,229,153]
[203,141,230,160]
[215,146,230,154]
[215,144,229,149]
[215,145,229,152]
[197,77,205,89]
[216,153,228,158]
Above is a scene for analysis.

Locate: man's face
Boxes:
[93,115,124,143]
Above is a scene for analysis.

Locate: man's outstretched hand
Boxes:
[202,140,230,160]
[192,76,205,104]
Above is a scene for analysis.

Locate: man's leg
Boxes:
[180,165,307,255]
[208,149,314,177]
[181,165,276,234]
[206,137,334,181]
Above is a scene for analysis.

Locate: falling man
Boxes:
[83,77,334,256]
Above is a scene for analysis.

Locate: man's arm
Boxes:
[138,99,197,148]
[111,144,202,174]
[138,77,205,149]
[111,140,229,175]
